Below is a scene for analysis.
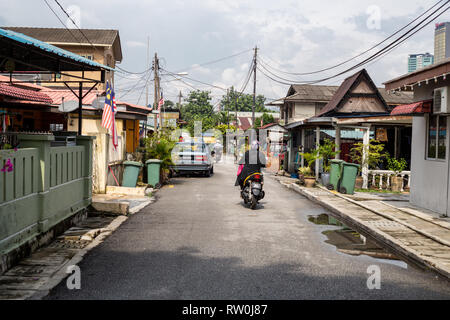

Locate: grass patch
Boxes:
[354,188,405,194]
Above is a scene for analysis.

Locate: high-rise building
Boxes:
[408,53,434,73]
[434,22,450,64]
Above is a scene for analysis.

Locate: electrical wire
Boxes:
[43,0,84,45]
[171,48,253,73]
[257,2,449,85]
[259,0,446,76]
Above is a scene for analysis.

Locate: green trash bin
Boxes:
[339,162,360,195]
[328,159,344,190]
[145,159,162,188]
[122,161,143,187]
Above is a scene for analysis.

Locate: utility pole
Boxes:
[252,46,258,128]
[153,52,161,132]
[178,90,183,108]
[144,36,150,137]
[227,88,230,129]
[145,36,150,108]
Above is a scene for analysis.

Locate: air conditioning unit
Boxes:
[433,86,450,114]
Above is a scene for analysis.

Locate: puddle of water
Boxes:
[308,213,408,269]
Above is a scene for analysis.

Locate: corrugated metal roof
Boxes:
[3,27,122,62]
[3,27,118,45]
[0,28,114,71]
[41,89,101,105]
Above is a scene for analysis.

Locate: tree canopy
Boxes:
[220,87,268,112]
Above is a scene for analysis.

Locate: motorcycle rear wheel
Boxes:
[250,196,257,210]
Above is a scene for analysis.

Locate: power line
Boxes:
[259,0,446,77]
[43,0,84,49]
[161,68,228,91]
[171,48,253,73]
[257,2,449,86]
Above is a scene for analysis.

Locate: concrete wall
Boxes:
[410,116,449,215]
[0,135,94,263]
[68,117,126,193]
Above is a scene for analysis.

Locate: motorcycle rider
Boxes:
[235,140,266,189]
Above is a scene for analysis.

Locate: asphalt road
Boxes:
[46,158,450,299]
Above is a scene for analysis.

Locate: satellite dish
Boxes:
[58,98,79,112]
[91,96,105,109]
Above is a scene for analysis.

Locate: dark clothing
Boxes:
[235,150,266,188]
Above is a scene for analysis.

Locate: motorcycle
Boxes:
[240,172,265,209]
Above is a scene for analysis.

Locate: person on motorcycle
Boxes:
[235,140,266,189]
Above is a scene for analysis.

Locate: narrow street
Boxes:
[46,159,450,300]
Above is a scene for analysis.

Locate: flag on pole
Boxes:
[158,97,164,110]
[101,81,118,150]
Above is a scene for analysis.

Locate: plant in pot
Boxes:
[299,150,319,187]
[143,131,176,186]
[386,155,407,192]
[349,139,386,189]
[317,139,339,187]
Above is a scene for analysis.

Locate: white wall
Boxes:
[410,116,449,215]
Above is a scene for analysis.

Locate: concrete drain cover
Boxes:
[366,220,405,230]
[48,239,91,249]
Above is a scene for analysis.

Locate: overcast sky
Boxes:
[2,0,449,107]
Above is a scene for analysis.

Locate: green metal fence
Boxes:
[0,134,94,255]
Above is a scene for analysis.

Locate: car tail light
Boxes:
[195,155,207,161]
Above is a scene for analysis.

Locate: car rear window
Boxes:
[177,143,207,152]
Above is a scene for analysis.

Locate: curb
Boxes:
[280,181,450,280]
[315,185,450,247]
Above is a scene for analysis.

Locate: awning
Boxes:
[390,100,432,116]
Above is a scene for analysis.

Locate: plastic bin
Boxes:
[339,162,360,195]
[145,159,162,188]
[327,159,344,190]
[122,161,143,187]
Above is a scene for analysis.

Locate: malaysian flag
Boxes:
[101,81,118,150]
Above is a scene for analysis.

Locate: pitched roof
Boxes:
[41,88,101,105]
[0,28,114,71]
[317,69,388,117]
[0,75,53,104]
[2,27,122,62]
[283,83,412,106]
[238,117,252,131]
[286,84,338,102]
[0,82,52,104]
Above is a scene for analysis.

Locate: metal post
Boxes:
[78,82,82,135]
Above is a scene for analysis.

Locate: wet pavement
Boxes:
[46,159,450,299]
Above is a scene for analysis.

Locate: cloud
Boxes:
[2,0,450,105]
[126,41,147,48]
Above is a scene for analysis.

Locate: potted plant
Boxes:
[386,155,407,192]
[299,151,318,187]
[349,139,386,189]
[317,139,339,187]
